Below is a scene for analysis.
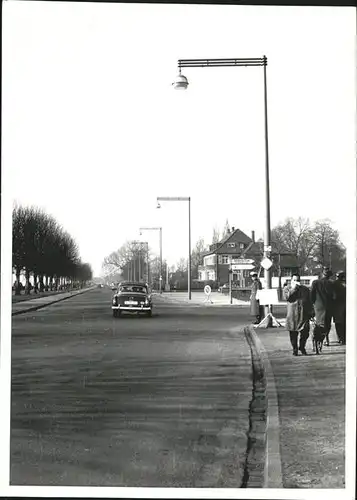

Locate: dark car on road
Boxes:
[112,281,153,317]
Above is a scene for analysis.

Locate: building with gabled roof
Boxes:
[198,226,299,287]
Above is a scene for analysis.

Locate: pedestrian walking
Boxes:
[333,270,346,345]
[284,274,314,356]
[310,267,336,346]
[250,272,263,324]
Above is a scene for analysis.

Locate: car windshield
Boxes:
[120,285,147,293]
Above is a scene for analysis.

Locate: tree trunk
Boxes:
[15,268,22,295]
[32,273,38,293]
[25,269,31,294]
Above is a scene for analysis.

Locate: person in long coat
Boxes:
[250,272,263,324]
[310,267,336,346]
[284,274,314,356]
[333,270,346,345]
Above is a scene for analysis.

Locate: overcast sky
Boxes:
[3,2,356,277]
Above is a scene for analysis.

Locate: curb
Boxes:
[241,326,268,488]
[246,325,284,488]
[11,287,96,316]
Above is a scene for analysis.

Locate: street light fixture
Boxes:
[139,227,163,294]
[156,196,191,300]
[172,56,272,318]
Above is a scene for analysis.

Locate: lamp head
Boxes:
[172,72,189,90]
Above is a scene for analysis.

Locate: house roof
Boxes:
[215,228,253,254]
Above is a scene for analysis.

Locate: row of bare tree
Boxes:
[12,205,93,295]
[270,217,346,273]
[102,241,170,287]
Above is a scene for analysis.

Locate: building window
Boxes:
[239,243,245,249]
[204,255,215,266]
[227,243,236,248]
[281,269,292,277]
[219,255,229,264]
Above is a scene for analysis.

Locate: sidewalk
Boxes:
[248,322,345,488]
[154,291,249,306]
[12,286,96,316]
[12,288,83,303]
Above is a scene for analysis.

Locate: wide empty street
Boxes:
[11,288,254,487]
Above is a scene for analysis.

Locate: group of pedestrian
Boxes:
[249,267,346,356]
[284,267,346,356]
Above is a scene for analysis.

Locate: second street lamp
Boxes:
[139,227,163,294]
[131,240,147,282]
[157,196,191,300]
[172,57,272,321]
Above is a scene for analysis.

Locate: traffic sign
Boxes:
[204,285,212,295]
[231,258,254,265]
[231,264,255,270]
[260,257,273,270]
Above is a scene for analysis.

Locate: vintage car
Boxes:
[112,281,152,317]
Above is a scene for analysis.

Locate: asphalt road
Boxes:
[11,288,254,487]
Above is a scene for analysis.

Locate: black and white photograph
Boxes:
[1,0,356,498]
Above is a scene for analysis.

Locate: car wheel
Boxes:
[113,309,118,318]
[146,310,152,317]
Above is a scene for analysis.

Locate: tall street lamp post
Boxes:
[131,240,145,282]
[139,227,162,294]
[156,197,191,300]
[172,57,272,316]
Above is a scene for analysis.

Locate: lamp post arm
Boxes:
[178,57,266,68]
[157,197,190,202]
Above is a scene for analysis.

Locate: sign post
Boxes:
[259,257,274,319]
[204,284,213,304]
[229,268,233,304]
